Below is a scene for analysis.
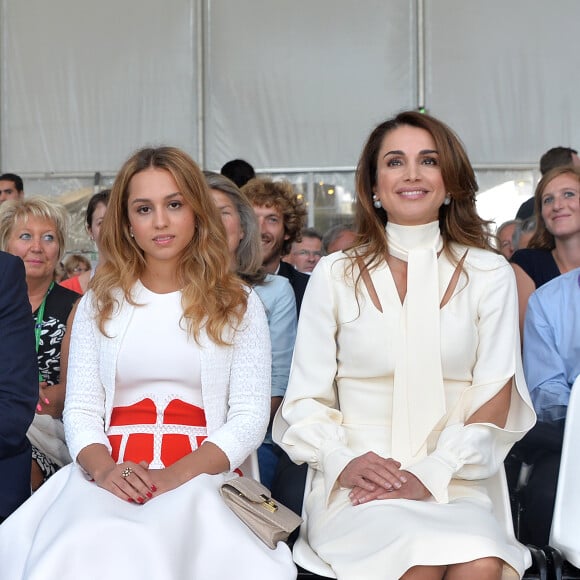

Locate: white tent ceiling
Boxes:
[2,0,578,177]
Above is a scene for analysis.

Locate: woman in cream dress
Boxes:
[275,111,535,580]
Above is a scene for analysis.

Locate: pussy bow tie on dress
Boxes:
[387,221,446,463]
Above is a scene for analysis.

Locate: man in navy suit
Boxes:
[0,251,38,522]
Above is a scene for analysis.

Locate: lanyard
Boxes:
[35,281,54,382]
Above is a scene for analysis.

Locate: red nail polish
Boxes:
[151,485,157,492]
[146,492,153,498]
[127,498,134,503]
[137,497,144,504]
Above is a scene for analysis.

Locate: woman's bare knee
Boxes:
[445,557,503,580]
[401,565,446,580]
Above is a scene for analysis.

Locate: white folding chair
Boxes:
[549,374,580,567]
[238,451,261,481]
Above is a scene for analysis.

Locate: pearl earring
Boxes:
[129,228,134,238]
[373,195,382,209]
[443,195,451,206]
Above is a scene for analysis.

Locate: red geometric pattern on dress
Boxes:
[110,398,157,426]
[161,434,193,467]
[108,399,207,466]
[109,434,122,463]
[165,399,206,426]
[125,434,154,465]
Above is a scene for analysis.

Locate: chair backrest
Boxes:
[238,451,260,481]
[488,466,518,539]
[549,374,580,567]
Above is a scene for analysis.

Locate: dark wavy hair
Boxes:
[354,110,492,274]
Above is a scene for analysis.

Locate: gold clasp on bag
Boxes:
[260,494,278,513]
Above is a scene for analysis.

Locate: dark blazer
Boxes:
[277,261,309,317]
[0,252,38,520]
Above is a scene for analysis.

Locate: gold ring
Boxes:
[121,467,133,478]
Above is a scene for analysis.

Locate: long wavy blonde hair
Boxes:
[91,146,247,345]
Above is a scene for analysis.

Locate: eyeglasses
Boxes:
[72,266,90,273]
[293,250,323,258]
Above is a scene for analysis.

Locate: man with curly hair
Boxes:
[242,177,309,315]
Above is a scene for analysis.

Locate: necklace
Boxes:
[34,281,54,382]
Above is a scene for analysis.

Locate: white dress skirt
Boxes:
[0,285,295,580]
[0,466,294,580]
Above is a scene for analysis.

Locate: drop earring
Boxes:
[129,227,135,238]
[373,194,382,209]
[443,195,451,206]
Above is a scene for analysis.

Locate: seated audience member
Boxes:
[322,222,358,254]
[242,177,309,315]
[283,227,323,274]
[205,172,297,488]
[513,216,535,251]
[516,267,580,547]
[62,254,91,279]
[516,146,580,220]
[221,159,256,188]
[0,251,38,523]
[0,147,295,580]
[275,111,534,579]
[53,261,67,282]
[60,189,110,294]
[0,173,24,204]
[511,165,580,335]
[0,198,80,490]
[496,219,521,260]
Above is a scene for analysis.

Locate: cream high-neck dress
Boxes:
[276,237,536,580]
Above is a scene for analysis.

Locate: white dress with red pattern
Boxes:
[107,284,209,470]
[0,285,295,580]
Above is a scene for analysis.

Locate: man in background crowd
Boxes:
[283,227,323,274]
[0,173,24,204]
[243,177,309,315]
[322,222,357,254]
[496,219,520,259]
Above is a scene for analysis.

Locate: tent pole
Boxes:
[196,0,206,167]
[416,0,426,112]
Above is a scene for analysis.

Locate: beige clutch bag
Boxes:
[220,476,303,549]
